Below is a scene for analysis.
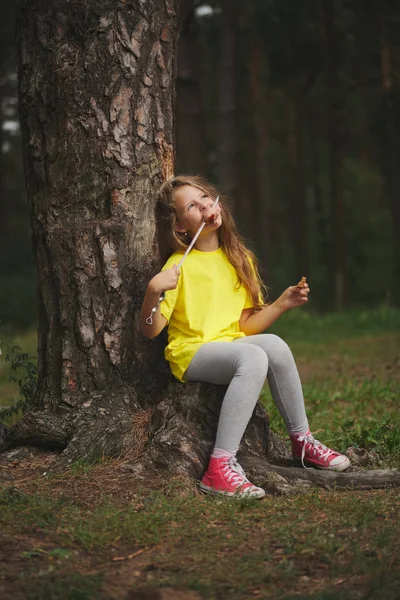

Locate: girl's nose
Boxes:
[201,199,213,210]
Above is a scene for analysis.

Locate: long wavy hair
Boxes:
[155,174,266,309]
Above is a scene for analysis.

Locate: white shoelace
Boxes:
[221,457,252,488]
[297,434,334,470]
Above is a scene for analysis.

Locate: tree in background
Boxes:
[0,0,36,328]
[194,0,399,308]
[175,0,207,175]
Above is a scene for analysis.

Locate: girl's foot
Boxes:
[199,456,265,498]
[291,430,350,471]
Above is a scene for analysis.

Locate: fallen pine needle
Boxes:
[112,548,146,562]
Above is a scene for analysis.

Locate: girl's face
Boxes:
[173,185,222,238]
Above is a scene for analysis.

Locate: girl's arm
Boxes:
[140,266,180,339]
[239,283,310,336]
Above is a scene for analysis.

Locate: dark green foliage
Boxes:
[0,343,37,418]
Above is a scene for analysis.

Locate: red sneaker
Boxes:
[199,456,265,498]
[291,431,350,471]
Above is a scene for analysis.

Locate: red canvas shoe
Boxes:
[291,430,350,471]
[199,456,265,498]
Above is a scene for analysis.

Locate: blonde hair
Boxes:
[155,175,266,310]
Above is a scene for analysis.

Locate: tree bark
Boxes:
[14,0,180,459]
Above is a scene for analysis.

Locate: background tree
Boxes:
[175,0,207,174]
[0,0,36,329]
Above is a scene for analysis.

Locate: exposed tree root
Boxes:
[269,464,400,491]
[5,411,72,450]
[1,380,399,493]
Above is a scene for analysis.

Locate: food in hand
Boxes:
[297,276,307,288]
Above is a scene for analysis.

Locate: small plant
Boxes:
[0,342,38,420]
[337,418,400,459]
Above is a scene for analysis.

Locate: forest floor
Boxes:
[1,309,400,600]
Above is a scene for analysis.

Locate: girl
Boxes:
[140,175,350,499]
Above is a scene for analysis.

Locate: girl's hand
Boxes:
[203,204,222,224]
[149,265,180,295]
[276,281,310,311]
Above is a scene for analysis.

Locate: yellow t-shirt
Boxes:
[160,248,254,382]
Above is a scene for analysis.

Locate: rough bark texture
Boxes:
[14,0,179,458]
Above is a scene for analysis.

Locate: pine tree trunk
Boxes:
[287,101,308,278]
[248,42,271,272]
[325,2,346,311]
[378,15,400,303]
[175,0,207,175]
[217,0,238,201]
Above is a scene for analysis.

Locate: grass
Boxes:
[267,306,400,344]
[263,307,400,466]
[1,485,399,599]
[1,308,400,599]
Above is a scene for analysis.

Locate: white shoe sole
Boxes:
[294,457,351,472]
[199,482,265,499]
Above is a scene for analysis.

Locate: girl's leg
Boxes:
[234,334,350,471]
[185,341,268,498]
[185,341,269,453]
[233,334,308,435]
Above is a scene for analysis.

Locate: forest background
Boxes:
[1,0,400,334]
[0,3,399,598]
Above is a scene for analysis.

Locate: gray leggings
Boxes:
[184,334,309,454]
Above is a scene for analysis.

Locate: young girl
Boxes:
[140,175,350,499]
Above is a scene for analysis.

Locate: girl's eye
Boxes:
[187,203,194,211]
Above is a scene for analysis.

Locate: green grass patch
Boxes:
[262,375,400,466]
[268,306,400,344]
[1,485,399,599]
[260,309,400,467]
